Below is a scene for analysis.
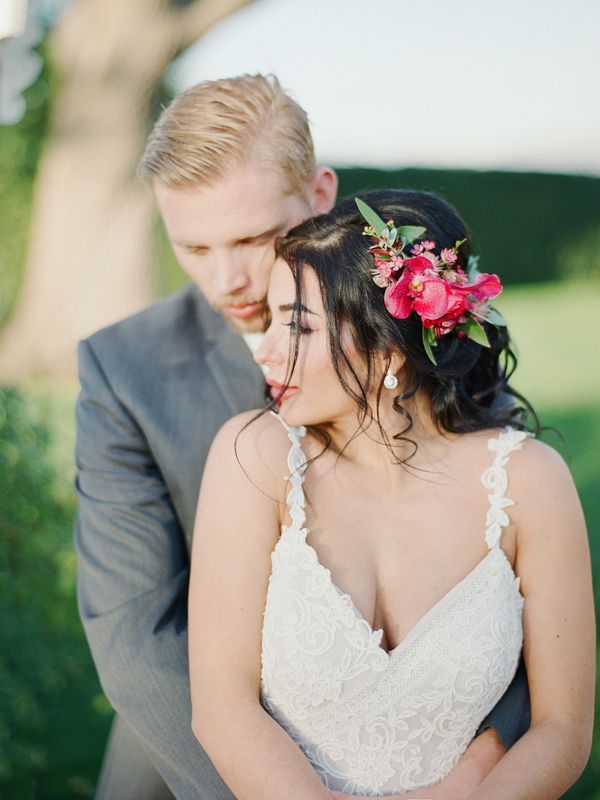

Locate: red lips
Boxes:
[265,377,299,404]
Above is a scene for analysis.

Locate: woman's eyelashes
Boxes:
[283,318,313,335]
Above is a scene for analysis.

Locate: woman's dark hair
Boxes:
[270,189,540,461]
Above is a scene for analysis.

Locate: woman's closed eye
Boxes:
[283,318,313,335]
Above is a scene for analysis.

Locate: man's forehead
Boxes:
[155,176,299,244]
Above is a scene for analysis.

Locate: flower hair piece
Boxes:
[355,198,507,364]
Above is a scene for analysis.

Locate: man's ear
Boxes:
[307,166,338,214]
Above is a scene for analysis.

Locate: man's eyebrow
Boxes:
[177,225,284,250]
[237,226,282,242]
[278,303,318,316]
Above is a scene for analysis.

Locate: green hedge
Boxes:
[336,167,600,286]
[0,387,110,799]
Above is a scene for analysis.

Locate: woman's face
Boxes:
[254,258,365,428]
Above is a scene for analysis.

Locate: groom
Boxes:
[74,74,530,800]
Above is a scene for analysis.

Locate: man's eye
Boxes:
[237,238,271,248]
[283,320,312,335]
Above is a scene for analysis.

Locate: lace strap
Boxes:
[269,411,308,530]
[481,426,532,549]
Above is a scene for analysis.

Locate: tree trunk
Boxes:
[0,0,251,380]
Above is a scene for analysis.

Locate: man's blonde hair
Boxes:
[138,74,316,197]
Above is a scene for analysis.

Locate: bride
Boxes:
[187,189,595,799]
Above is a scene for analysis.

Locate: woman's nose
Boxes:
[254,326,282,369]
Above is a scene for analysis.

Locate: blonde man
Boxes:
[74,74,530,800]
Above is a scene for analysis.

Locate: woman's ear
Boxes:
[388,350,407,376]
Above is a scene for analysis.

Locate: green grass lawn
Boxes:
[500,280,600,409]
[3,278,600,799]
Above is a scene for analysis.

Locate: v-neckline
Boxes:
[282,525,511,660]
[274,415,524,661]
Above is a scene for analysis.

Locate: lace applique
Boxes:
[260,416,527,795]
[482,427,532,549]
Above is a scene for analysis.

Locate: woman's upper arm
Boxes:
[188,411,286,721]
[514,439,595,749]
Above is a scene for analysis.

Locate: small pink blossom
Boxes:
[410,243,424,255]
[443,267,468,284]
[421,240,436,251]
[374,259,396,279]
[441,248,458,265]
[374,255,404,280]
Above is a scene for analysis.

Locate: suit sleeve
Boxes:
[74,338,235,799]
[475,655,531,749]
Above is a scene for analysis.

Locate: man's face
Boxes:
[154,164,319,334]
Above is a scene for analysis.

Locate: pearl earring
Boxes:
[384,371,398,390]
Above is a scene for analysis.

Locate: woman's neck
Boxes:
[320,389,458,477]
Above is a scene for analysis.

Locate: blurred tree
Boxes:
[0,0,252,379]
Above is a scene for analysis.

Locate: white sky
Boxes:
[169,0,600,175]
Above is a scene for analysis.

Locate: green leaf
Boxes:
[422,326,438,364]
[397,225,427,245]
[355,198,388,237]
[462,317,491,347]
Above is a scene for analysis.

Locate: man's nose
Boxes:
[212,251,251,295]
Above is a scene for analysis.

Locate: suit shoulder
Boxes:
[83,284,214,355]
[81,284,227,374]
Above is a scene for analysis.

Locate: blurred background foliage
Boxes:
[1,11,599,800]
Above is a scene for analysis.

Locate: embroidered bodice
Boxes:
[260,415,530,796]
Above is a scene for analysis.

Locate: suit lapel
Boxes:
[201,307,267,415]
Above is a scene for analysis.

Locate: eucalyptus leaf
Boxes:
[355,198,387,237]
[462,317,490,347]
[467,254,481,280]
[483,308,507,326]
[398,225,427,245]
[422,326,438,364]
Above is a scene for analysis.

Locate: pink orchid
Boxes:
[384,257,451,320]
[452,272,502,302]
[468,273,502,301]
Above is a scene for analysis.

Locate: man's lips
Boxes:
[222,302,264,319]
[266,379,299,404]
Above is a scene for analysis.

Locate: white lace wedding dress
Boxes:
[260,413,529,796]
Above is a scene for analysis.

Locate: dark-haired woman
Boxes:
[188,190,594,799]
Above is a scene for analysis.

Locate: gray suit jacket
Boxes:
[74,283,530,800]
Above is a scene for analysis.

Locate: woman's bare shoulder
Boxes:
[208,409,293,500]
[505,433,584,534]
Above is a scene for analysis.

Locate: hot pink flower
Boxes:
[452,272,502,302]
[469,273,502,301]
[384,257,451,320]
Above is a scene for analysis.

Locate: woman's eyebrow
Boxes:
[278,302,319,316]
